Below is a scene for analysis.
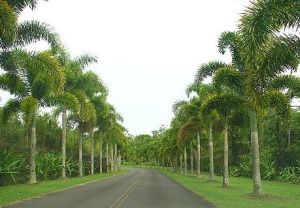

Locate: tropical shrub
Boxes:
[36,153,79,180]
[276,167,300,184]
[0,152,27,186]
[230,155,252,177]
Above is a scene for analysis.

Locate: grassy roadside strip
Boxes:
[0,170,128,206]
[159,169,300,208]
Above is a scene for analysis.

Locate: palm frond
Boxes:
[195,61,228,83]
[0,48,30,73]
[0,0,17,47]
[265,90,290,119]
[74,54,98,69]
[201,93,244,118]
[269,75,300,96]
[177,119,200,146]
[0,73,27,96]
[2,99,21,123]
[172,100,188,115]
[239,0,300,63]
[259,35,300,80]
[218,31,244,71]
[76,71,108,97]
[46,92,80,113]
[20,96,38,124]
[213,66,243,92]
[6,0,50,13]
[14,20,59,48]
[25,51,65,95]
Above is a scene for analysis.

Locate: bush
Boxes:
[36,153,79,180]
[0,152,27,186]
[276,167,300,184]
[0,152,83,186]
[230,155,252,177]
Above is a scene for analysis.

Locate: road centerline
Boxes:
[109,173,143,208]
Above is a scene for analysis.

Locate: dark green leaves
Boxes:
[15,20,60,48]
[194,61,228,83]
[0,0,17,47]
[239,0,300,63]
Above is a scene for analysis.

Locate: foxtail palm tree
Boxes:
[239,1,300,194]
[2,51,64,183]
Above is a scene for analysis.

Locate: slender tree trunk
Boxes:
[190,144,193,175]
[110,143,114,172]
[106,143,109,173]
[99,139,102,174]
[287,68,292,149]
[223,120,229,188]
[61,110,67,178]
[184,147,187,175]
[287,130,291,149]
[197,132,201,178]
[180,154,183,174]
[29,117,37,184]
[114,144,117,171]
[90,130,94,175]
[250,110,262,195]
[79,132,83,177]
[209,122,215,180]
[119,154,122,170]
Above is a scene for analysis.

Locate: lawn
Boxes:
[0,170,127,206]
[160,169,300,208]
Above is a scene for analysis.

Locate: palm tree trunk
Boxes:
[209,122,215,181]
[287,68,292,149]
[184,147,187,175]
[106,143,109,173]
[90,130,94,175]
[118,154,122,170]
[79,132,83,177]
[114,144,117,171]
[197,132,201,178]
[99,138,102,174]
[110,143,114,172]
[223,120,230,188]
[29,117,37,184]
[180,154,183,174]
[250,110,262,195]
[190,144,193,175]
[61,110,67,178]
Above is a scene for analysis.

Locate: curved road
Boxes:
[6,168,215,208]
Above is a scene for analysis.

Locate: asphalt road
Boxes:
[5,168,215,208]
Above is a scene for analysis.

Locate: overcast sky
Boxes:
[8,0,251,135]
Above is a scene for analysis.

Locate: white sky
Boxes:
[2,0,251,135]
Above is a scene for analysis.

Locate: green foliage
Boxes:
[230,155,252,177]
[239,0,300,64]
[194,61,228,83]
[20,96,38,124]
[6,0,46,13]
[0,0,17,47]
[36,153,78,180]
[15,20,59,48]
[0,152,26,186]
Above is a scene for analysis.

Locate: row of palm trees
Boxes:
[0,0,126,184]
[155,0,300,196]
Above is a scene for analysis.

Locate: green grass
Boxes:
[160,169,300,208]
[0,170,127,206]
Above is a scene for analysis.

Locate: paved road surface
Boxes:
[5,168,215,208]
